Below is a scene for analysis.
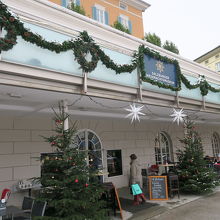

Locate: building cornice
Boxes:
[122,0,150,11]
[194,46,220,63]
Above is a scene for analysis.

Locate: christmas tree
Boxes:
[176,119,219,194]
[35,104,109,220]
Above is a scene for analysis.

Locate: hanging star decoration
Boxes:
[197,75,205,84]
[125,104,145,123]
[170,108,187,125]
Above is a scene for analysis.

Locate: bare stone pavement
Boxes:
[150,191,220,220]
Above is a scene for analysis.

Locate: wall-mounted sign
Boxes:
[144,54,177,87]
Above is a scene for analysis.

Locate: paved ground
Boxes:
[151,191,220,220]
[112,186,220,220]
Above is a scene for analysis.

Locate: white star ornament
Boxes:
[125,104,145,123]
[170,108,187,125]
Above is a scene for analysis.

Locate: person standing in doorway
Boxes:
[130,154,146,205]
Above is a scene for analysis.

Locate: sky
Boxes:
[143,0,220,60]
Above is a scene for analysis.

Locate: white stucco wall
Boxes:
[0,115,218,206]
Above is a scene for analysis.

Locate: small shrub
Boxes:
[68,3,85,16]
[113,21,130,34]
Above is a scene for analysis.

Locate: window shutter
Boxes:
[92,6,97,20]
[105,11,109,25]
[61,0,67,7]
[118,16,122,24]
[76,0,80,6]
[128,20,132,33]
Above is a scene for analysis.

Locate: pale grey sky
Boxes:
[143,0,220,60]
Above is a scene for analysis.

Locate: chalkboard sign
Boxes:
[148,176,168,200]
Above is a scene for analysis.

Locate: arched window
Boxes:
[211,132,220,158]
[154,132,173,164]
[72,129,103,169]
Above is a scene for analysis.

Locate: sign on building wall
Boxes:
[144,54,177,87]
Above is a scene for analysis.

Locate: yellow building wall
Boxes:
[48,0,144,39]
[200,54,220,72]
[49,0,61,5]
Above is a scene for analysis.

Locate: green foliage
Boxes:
[176,119,219,194]
[144,32,161,47]
[138,45,181,91]
[2,0,220,96]
[113,21,130,34]
[163,40,179,54]
[68,3,85,16]
[36,104,109,220]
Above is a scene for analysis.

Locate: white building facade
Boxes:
[1,0,220,205]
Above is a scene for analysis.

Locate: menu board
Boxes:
[148,176,168,200]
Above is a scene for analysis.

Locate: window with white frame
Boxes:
[118,14,132,33]
[215,62,220,72]
[62,0,80,7]
[211,132,220,158]
[67,0,77,7]
[92,4,109,25]
[154,132,173,164]
[71,129,103,170]
[119,14,129,28]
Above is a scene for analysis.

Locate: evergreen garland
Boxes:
[1,0,220,96]
[137,45,181,91]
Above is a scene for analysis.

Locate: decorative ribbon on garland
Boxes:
[0,1,220,96]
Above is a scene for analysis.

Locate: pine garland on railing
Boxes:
[0,0,220,96]
[0,1,137,74]
[137,45,181,91]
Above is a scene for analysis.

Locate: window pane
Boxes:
[88,131,94,141]
[89,150,102,169]
[79,140,86,150]
[212,133,220,157]
[96,8,105,23]
[88,140,94,150]
[154,132,172,164]
[95,142,101,150]
[92,135,99,145]
[107,150,123,177]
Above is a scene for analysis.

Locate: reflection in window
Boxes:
[154,132,173,164]
[72,130,103,170]
[107,150,122,177]
[211,132,220,158]
[119,14,129,29]
[215,62,220,72]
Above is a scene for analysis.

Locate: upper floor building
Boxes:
[194,46,220,73]
[48,0,150,38]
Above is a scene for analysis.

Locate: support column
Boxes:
[61,100,69,130]
[202,96,206,110]
[137,67,143,101]
[176,91,180,108]
[83,71,88,93]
